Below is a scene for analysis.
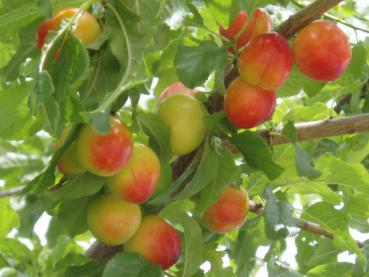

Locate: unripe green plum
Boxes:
[203,186,249,233]
[224,77,276,128]
[294,21,352,81]
[76,117,133,177]
[107,143,161,204]
[158,94,207,155]
[125,215,181,269]
[238,32,293,91]
[55,125,84,174]
[86,194,141,245]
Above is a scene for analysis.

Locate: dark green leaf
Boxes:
[137,112,172,162]
[231,131,284,180]
[174,141,219,200]
[175,42,227,88]
[57,198,90,237]
[103,253,163,277]
[49,173,105,200]
[295,143,321,179]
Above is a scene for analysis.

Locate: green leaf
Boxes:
[307,262,354,277]
[0,82,42,140]
[263,186,296,240]
[295,143,321,179]
[102,253,163,277]
[175,41,227,88]
[179,214,203,277]
[344,42,368,79]
[0,18,40,81]
[49,35,89,122]
[49,173,105,200]
[196,148,241,215]
[296,232,339,274]
[282,122,321,179]
[282,121,297,142]
[65,261,104,277]
[277,66,325,98]
[36,0,52,17]
[0,198,19,236]
[174,141,219,200]
[302,202,366,266]
[0,237,33,266]
[16,193,45,237]
[57,198,90,237]
[316,155,369,197]
[231,131,284,180]
[29,71,61,136]
[137,112,172,162]
[285,103,331,122]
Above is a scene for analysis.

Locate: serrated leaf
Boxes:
[175,41,227,88]
[295,143,321,179]
[29,71,61,136]
[231,131,284,180]
[263,186,296,240]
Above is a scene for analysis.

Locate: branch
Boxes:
[85,241,123,262]
[249,201,365,248]
[276,0,344,39]
[0,186,24,198]
[258,113,369,145]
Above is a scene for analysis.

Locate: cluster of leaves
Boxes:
[1,0,369,276]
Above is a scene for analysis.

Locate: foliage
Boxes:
[0,0,369,276]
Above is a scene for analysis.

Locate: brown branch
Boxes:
[0,186,24,198]
[85,241,123,262]
[276,0,344,39]
[257,113,369,145]
[249,201,365,248]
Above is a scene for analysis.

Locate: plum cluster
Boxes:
[221,9,352,129]
[56,118,180,269]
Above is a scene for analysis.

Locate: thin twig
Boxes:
[0,186,24,198]
[249,201,365,248]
